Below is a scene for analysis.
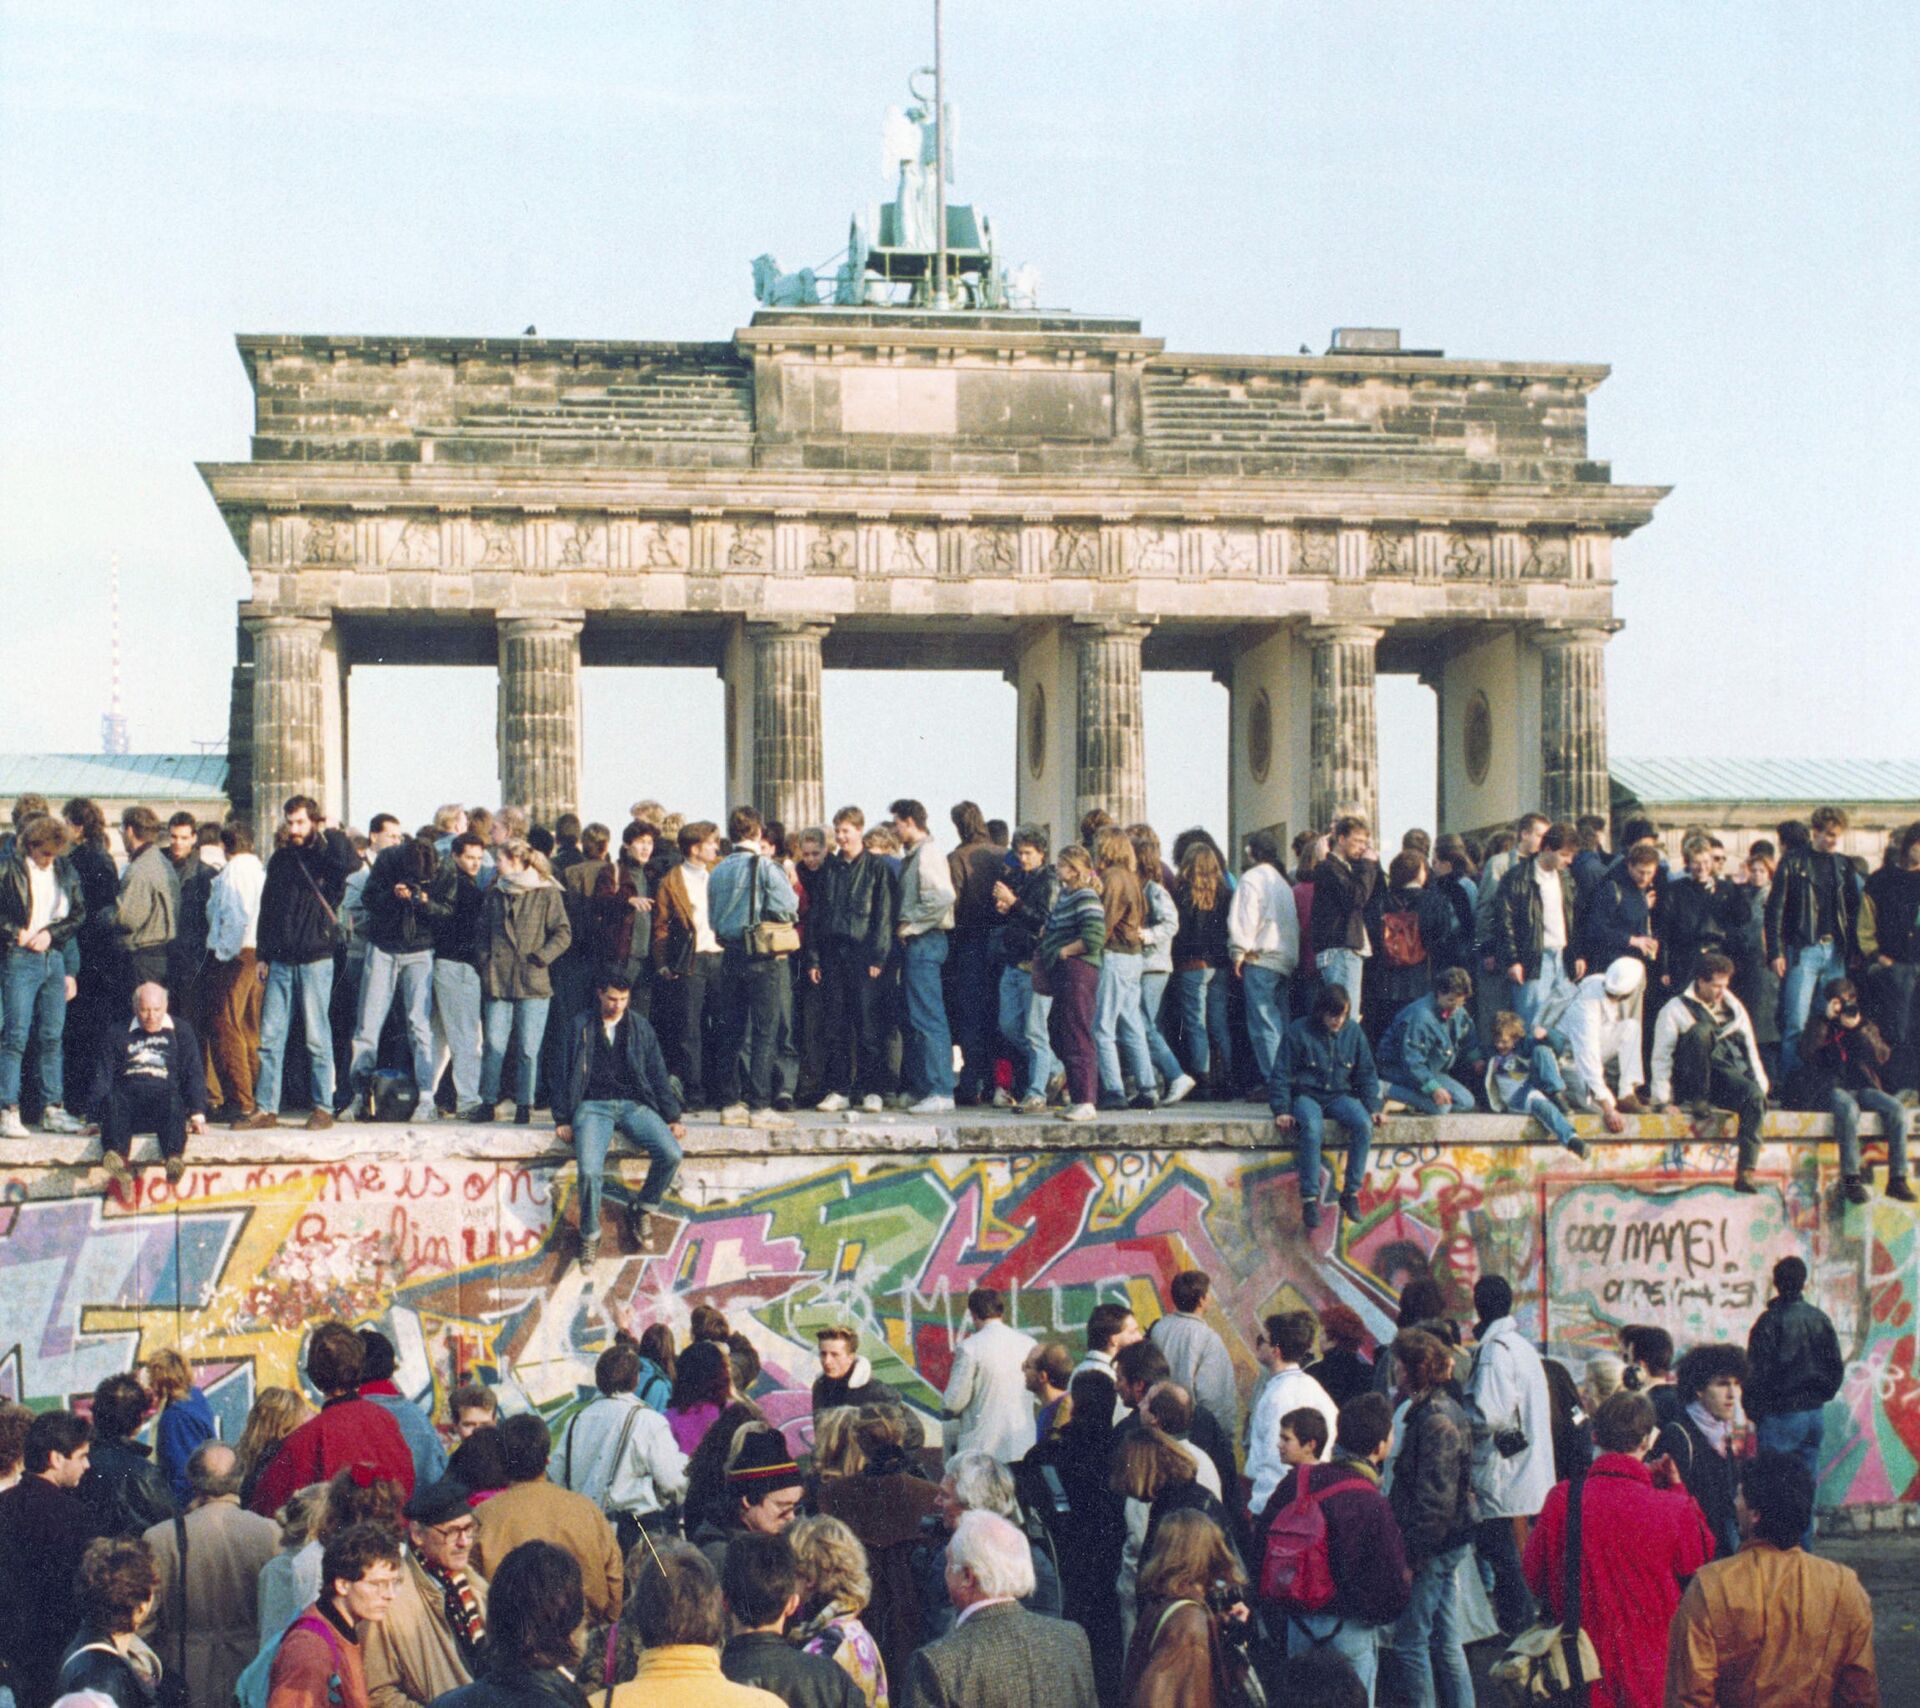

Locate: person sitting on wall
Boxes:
[85,980,208,1187]
[1269,982,1385,1230]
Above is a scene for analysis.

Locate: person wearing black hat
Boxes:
[362,1479,490,1708]
[690,1426,804,1585]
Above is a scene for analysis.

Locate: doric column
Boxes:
[246,614,329,819]
[1074,618,1151,827]
[1538,625,1611,823]
[748,619,828,830]
[1307,624,1383,832]
[497,615,583,826]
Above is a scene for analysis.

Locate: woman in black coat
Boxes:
[56,1538,167,1708]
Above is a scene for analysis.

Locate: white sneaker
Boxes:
[0,1106,28,1139]
[40,1105,86,1135]
[816,1093,850,1114]
[909,1095,956,1116]
[860,1094,885,1114]
[719,1104,752,1127]
[413,1103,440,1123]
[752,1108,795,1129]
[1164,1074,1198,1106]
[1063,1103,1098,1123]
[990,1088,1016,1109]
[1017,1093,1047,1114]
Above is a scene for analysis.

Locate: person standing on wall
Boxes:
[891,799,958,1116]
[1766,804,1860,1077]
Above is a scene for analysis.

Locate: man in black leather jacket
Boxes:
[1744,1255,1845,1546]
[990,828,1060,1113]
[77,1374,173,1540]
[720,1533,863,1708]
[808,809,898,1115]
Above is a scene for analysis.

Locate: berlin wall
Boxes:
[1,1121,1913,1519]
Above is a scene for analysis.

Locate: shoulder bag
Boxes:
[155,1512,191,1708]
[747,857,800,959]
[1489,1472,1600,1705]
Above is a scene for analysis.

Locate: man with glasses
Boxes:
[362,1480,492,1708]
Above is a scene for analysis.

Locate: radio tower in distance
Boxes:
[100,553,129,756]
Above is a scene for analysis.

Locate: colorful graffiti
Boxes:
[0,1134,1913,1509]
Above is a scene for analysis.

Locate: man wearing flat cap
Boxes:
[362,1479,491,1708]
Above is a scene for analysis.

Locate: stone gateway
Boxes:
[200,315,1665,840]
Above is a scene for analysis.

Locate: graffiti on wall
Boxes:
[0,1138,1913,1508]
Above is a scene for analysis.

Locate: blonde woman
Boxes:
[1092,828,1157,1110]
[234,1388,315,1512]
[790,1514,889,1707]
[810,1407,866,1483]
[145,1348,215,1506]
[1120,1509,1251,1708]
[477,839,571,1123]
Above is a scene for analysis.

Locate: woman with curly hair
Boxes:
[145,1348,216,1506]
[790,1514,889,1707]
[57,1537,166,1708]
[235,1387,316,1511]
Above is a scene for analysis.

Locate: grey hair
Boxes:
[1584,1354,1626,1407]
[947,1510,1035,1601]
[947,1451,1020,1522]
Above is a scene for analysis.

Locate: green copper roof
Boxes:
[0,753,230,800]
[1612,757,1920,805]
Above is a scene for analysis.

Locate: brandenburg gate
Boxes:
[199,99,1666,847]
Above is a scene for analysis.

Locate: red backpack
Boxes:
[1257,1464,1337,1613]
[1380,907,1426,968]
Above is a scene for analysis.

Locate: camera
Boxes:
[1206,1578,1252,1650]
[1493,1425,1530,1459]
[1623,1365,1644,1391]
[1841,1002,1861,1019]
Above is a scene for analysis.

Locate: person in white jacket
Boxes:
[1244,1310,1337,1512]
[555,1342,688,1547]
[1228,830,1301,1083]
[941,1287,1038,1463]
[1560,957,1649,1132]
[204,821,267,1120]
[1649,950,1771,1189]
[1466,1275,1556,1637]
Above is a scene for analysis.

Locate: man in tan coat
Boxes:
[142,1441,281,1708]
[363,1479,490,1708]
[472,1414,623,1624]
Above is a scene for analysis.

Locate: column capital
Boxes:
[1532,620,1620,648]
[497,612,585,639]
[744,616,833,641]
[1070,614,1156,639]
[242,611,330,637]
[1304,621,1386,648]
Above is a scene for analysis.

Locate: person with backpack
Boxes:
[1121,1509,1255,1708]
[555,1342,689,1553]
[1522,1391,1712,1708]
[1363,850,1435,1045]
[1253,1394,1410,1707]
[1381,1329,1476,1708]
[267,1521,405,1708]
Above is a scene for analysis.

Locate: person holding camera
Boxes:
[1464,1275,1556,1639]
[1790,976,1913,1203]
[1118,1508,1253,1708]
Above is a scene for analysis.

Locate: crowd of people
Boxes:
[5,789,1916,1237]
[0,1257,1881,1708]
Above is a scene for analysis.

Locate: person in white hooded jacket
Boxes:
[1465,1274,1556,1638]
[1560,956,1650,1132]
[1228,829,1301,1085]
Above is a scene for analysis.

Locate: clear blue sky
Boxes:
[2,3,1915,839]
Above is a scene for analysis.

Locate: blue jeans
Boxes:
[1287,1615,1381,1705]
[1095,953,1156,1099]
[900,932,954,1097]
[1755,1409,1824,1547]
[1139,969,1184,1085]
[348,947,436,1095]
[1242,964,1290,1084]
[258,958,336,1114]
[1494,1044,1579,1147]
[1830,1084,1911,1179]
[1386,1544,1476,1708]
[571,1098,682,1241]
[1171,966,1232,1083]
[433,960,482,1110]
[1318,947,1366,1019]
[1516,951,1577,1033]
[1782,940,1845,1072]
[997,965,1055,1099]
[1386,1073,1476,1115]
[1291,1094,1373,1199]
[482,997,551,1106]
[0,948,67,1107]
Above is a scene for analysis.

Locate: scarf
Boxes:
[420,1557,487,1658]
[1687,1400,1735,1456]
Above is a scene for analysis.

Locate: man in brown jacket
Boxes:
[471,1414,622,1625]
[363,1480,490,1708]
[1664,1451,1878,1708]
[142,1442,282,1708]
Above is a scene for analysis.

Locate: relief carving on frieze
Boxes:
[1048,524,1096,577]
[1293,526,1335,577]
[1445,531,1491,579]
[970,525,1016,576]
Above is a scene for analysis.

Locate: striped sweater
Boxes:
[1039,884,1107,970]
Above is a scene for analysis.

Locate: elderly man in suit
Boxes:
[900,1511,1096,1708]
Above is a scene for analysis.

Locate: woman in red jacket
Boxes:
[1523,1388,1715,1708]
